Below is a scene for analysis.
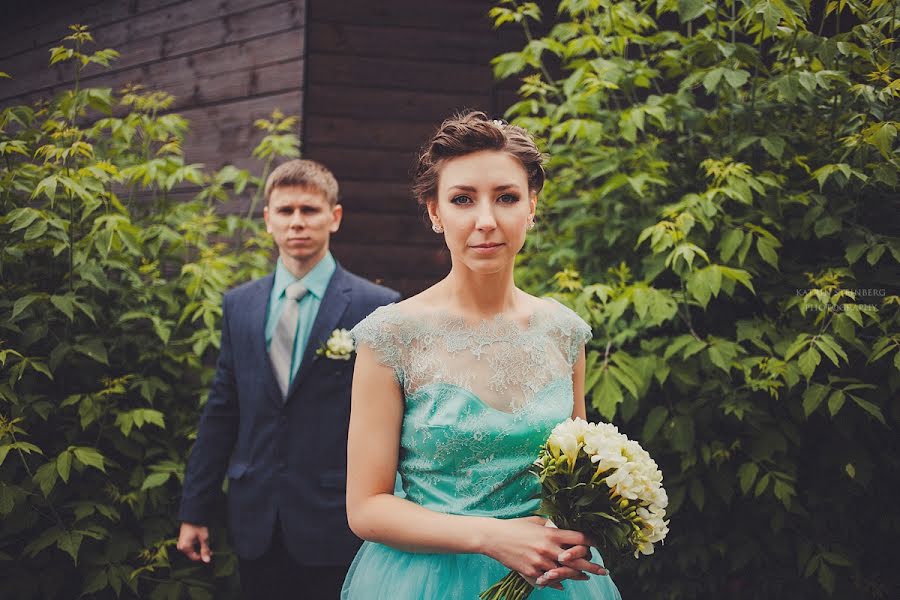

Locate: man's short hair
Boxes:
[264,159,339,206]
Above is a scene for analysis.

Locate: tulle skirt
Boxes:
[340,540,622,599]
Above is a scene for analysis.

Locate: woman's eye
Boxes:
[498,193,519,203]
[450,195,472,205]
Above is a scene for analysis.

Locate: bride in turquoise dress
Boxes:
[341,112,622,600]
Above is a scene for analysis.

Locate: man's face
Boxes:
[263,185,342,267]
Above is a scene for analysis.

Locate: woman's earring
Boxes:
[432,222,444,234]
[527,218,535,231]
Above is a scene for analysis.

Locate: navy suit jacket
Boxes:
[178,263,401,564]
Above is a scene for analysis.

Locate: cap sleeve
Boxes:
[545,298,593,365]
[351,304,404,382]
[568,313,593,364]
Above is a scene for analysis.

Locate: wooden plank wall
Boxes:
[2,0,528,297]
[305,0,522,296]
[0,0,307,194]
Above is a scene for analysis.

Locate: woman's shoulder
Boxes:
[352,294,436,340]
[529,295,592,349]
[529,295,588,327]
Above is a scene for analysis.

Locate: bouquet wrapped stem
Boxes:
[480,418,669,600]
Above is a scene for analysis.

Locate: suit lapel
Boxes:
[248,274,283,405]
[285,265,352,400]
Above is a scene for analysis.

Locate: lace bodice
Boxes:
[352,298,592,516]
[352,298,590,412]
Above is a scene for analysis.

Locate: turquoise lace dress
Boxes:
[340,299,622,599]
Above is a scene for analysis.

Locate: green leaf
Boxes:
[814,338,840,366]
[82,570,109,595]
[73,338,108,365]
[669,415,695,452]
[141,472,171,491]
[702,67,725,93]
[11,294,40,320]
[866,244,886,265]
[33,461,58,496]
[72,447,106,472]
[802,384,828,416]
[707,345,728,372]
[56,450,72,483]
[851,396,886,425]
[687,266,722,308]
[756,237,779,269]
[50,294,75,321]
[738,462,759,494]
[723,69,750,89]
[818,562,836,594]
[31,175,59,200]
[827,390,845,416]
[718,266,755,293]
[592,372,624,419]
[57,530,83,565]
[491,51,529,79]
[642,406,669,442]
[678,0,708,23]
[689,479,705,510]
[821,552,853,567]
[761,136,785,159]
[24,525,62,557]
[862,122,897,159]
[814,217,841,238]
[719,229,744,262]
[798,347,821,380]
[845,242,867,265]
[7,207,41,232]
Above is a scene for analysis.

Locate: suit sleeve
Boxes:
[178,294,240,524]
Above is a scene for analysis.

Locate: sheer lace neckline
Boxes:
[388,298,558,334]
[353,298,591,413]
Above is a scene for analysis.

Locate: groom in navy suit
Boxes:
[177,159,400,599]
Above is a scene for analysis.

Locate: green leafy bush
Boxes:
[0,26,298,599]
[492,1,898,598]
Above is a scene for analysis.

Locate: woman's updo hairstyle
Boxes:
[412,110,545,206]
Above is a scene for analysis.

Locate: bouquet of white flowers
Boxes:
[480,418,669,600]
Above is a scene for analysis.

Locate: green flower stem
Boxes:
[480,571,533,600]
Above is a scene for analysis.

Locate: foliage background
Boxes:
[492,0,899,598]
[2,1,898,598]
[0,27,300,598]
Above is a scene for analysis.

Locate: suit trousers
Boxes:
[239,521,350,600]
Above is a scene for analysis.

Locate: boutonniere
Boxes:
[316,328,355,361]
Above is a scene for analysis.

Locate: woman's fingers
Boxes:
[551,528,590,547]
[536,566,589,586]
[561,557,607,576]
[558,545,608,576]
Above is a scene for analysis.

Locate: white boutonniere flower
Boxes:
[317,328,355,360]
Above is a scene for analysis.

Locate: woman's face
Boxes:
[428,150,536,276]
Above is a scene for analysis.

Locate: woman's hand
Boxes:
[479,516,607,590]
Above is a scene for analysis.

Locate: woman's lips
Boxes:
[470,242,504,254]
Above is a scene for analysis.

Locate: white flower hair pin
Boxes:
[317,328,355,361]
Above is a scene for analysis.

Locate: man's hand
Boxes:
[177,522,212,563]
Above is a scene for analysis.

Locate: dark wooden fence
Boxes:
[2,0,521,296]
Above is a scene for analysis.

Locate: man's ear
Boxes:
[263,205,272,233]
[330,204,343,233]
